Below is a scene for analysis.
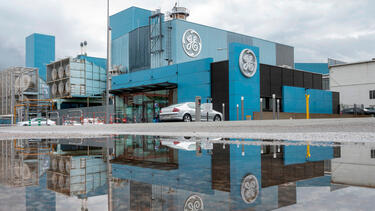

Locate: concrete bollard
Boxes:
[260,98,263,120]
[195,96,201,122]
[277,99,280,120]
[236,104,239,120]
[241,96,244,120]
[272,94,276,120]
[222,103,225,121]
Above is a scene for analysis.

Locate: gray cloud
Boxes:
[0,0,374,70]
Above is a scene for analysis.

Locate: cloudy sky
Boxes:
[1,0,374,69]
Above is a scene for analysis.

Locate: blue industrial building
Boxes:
[26,33,55,81]
[108,6,339,122]
[110,136,336,210]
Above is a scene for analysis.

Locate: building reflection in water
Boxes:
[4,136,371,211]
[109,136,342,211]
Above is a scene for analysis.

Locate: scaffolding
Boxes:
[0,67,39,123]
[14,99,54,124]
[0,139,50,187]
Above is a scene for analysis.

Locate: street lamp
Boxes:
[105,0,111,124]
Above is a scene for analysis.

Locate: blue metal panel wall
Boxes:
[111,64,178,90]
[252,38,276,66]
[283,145,333,165]
[295,63,329,74]
[176,58,212,103]
[282,86,333,114]
[112,58,212,103]
[111,150,213,194]
[230,144,262,209]
[110,7,151,40]
[25,33,55,81]
[77,55,107,69]
[228,43,260,120]
[25,35,35,67]
[26,174,56,211]
[173,20,228,65]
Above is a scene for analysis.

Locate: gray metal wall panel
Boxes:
[276,43,294,68]
[129,26,151,72]
[227,32,253,46]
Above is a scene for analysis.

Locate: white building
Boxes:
[329,59,375,108]
[332,144,375,187]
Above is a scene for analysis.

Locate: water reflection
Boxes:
[0,137,375,210]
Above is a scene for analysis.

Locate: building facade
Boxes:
[110,6,338,122]
[330,60,375,108]
[26,33,55,81]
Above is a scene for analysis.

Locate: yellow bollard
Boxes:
[306,144,311,159]
[305,94,310,119]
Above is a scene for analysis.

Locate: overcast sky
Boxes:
[1,0,374,69]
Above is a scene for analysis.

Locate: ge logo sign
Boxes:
[239,49,257,78]
[182,29,202,58]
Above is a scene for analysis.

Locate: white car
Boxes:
[159,102,223,122]
[17,118,56,126]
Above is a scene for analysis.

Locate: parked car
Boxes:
[159,102,223,122]
[63,117,104,126]
[341,108,373,115]
[17,118,56,126]
[366,107,375,113]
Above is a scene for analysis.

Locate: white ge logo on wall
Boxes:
[182,29,202,58]
[239,49,257,78]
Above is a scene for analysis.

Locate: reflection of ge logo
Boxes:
[239,49,257,78]
[182,29,202,57]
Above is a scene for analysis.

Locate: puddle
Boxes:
[1,136,375,210]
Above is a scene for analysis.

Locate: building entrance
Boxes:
[115,89,177,123]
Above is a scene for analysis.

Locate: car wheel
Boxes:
[213,115,222,121]
[183,114,192,122]
[23,124,28,126]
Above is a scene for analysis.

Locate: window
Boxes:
[371,149,375,159]
[370,90,375,99]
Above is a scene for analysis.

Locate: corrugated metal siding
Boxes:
[276,43,294,68]
[110,7,151,40]
[112,34,129,73]
[227,32,253,46]
[129,26,150,72]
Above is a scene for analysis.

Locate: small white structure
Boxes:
[329,59,375,108]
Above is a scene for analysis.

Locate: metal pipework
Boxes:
[105,0,111,124]
[241,96,244,120]
[272,94,276,120]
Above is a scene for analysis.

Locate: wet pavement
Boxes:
[1,135,375,210]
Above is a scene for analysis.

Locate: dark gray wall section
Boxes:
[129,26,150,72]
[332,92,340,114]
[276,43,294,68]
[211,61,229,121]
[260,63,323,98]
[227,32,253,46]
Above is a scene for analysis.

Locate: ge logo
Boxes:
[182,29,202,58]
[239,49,257,78]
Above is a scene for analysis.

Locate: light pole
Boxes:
[105,0,111,124]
